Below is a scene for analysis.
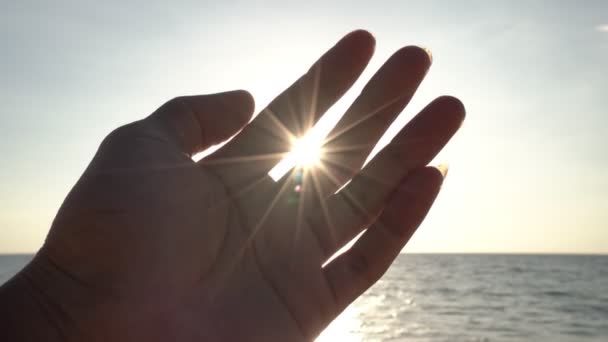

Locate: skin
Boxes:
[0,30,465,341]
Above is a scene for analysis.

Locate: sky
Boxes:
[1,0,607,254]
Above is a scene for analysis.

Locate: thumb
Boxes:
[149,90,255,156]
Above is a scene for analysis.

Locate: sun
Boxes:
[268,134,324,181]
[291,134,323,167]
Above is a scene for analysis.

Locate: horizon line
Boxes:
[1,252,606,256]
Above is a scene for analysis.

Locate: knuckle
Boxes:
[102,121,142,146]
[163,96,186,110]
[154,96,191,120]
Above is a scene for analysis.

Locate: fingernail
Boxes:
[436,163,449,179]
[422,47,433,64]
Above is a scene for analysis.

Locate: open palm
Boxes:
[32,30,465,341]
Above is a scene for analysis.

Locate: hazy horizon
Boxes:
[2,0,607,254]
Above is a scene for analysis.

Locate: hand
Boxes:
[7,30,464,341]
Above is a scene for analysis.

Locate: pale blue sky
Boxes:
[1,0,607,253]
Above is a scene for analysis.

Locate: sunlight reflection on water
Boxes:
[315,255,608,341]
[316,304,363,342]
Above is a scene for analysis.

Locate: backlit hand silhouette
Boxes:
[15,30,465,341]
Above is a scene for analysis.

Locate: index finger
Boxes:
[203,30,375,188]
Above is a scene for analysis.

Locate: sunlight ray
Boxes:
[320,142,377,154]
[208,172,295,302]
[247,173,294,240]
[309,167,339,260]
[201,174,281,302]
[323,93,406,146]
[202,152,288,165]
[263,107,299,142]
[305,62,322,132]
[314,161,348,190]
[292,169,309,258]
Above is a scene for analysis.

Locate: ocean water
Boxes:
[2,254,607,341]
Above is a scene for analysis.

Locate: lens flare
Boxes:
[269,134,324,181]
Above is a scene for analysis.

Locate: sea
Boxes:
[2,254,607,341]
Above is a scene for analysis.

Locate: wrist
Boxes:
[0,256,66,341]
[0,249,111,341]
